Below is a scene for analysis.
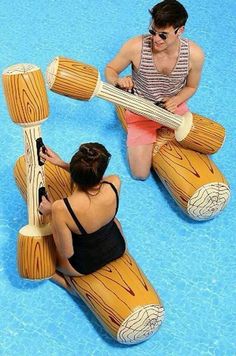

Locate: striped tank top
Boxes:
[132,35,189,103]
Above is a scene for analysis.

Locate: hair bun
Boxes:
[79,145,99,163]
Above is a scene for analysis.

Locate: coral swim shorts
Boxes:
[124,102,189,147]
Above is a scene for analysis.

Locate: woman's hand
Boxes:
[40,146,69,170]
[39,195,52,216]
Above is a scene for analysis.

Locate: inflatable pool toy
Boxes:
[2,64,56,280]
[46,56,225,155]
[14,156,164,344]
[2,63,164,344]
[116,106,230,220]
[45,56,230,220]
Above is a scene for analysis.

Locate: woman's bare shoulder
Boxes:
[52,199,66,213]
[103,175,121,191]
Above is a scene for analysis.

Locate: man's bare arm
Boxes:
[105,37,141,90]
[164,42,205,112]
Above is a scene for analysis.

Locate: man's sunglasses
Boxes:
[148,27,179,40]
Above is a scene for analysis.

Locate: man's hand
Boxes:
[162,96,179,113]
[116,76,134,91]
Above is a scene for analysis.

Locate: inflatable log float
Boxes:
[14,155,164,344]
[46,56,225,155]
[116,106,230,220]
[2,64,164,344]
[45,56,230,220]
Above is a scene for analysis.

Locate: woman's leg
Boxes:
[50,271,78,297]
[55,251,84,277]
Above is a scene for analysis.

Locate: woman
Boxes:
[39,142,126,290]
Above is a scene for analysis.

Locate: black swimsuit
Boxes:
[64,181,126,275]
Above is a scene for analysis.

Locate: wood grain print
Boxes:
[179,113,225,154]
[23,125,46,226]
[65,253,164,343]
[15,154,164,343]
[46,57,99,101]
[116,105,230,220]
[46,56,225,154]
[2,64,49,124]
[14,157,71,202]
[18,228,56,280]
[153,139,230,220]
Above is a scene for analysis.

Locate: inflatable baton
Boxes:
[14,156,164,344]
[2,64,56,280]
[46,56,225,155]
[116,105,230,220]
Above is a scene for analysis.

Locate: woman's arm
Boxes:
[51,201,74,258]
[40,146,70,171]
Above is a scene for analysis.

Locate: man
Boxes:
[105,0,204,180]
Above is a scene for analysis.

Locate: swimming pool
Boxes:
[1,0,236,355]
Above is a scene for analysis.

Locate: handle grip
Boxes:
[36,137,46,166]
[38,187,48,215]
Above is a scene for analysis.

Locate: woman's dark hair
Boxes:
[149,0,188,29]
[69,142,111,192]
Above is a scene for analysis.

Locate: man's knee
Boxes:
[130,169,150,181]
[127,145,153,181]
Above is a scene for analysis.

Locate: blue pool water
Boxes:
[0,1,236,355]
